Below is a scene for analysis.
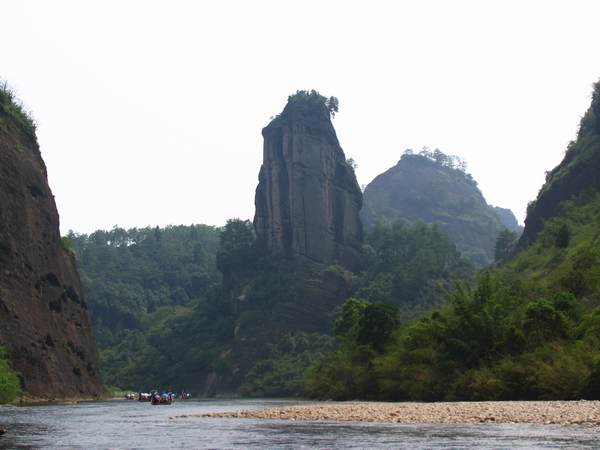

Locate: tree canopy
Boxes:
[287,89,339,117]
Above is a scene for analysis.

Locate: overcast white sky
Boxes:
[3,0,600,234]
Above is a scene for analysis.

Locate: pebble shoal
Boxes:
[197,401,600,426]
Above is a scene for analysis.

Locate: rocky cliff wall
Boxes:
[0,95,104,399]
[254,96,363,269]
[491,206,522,233]
[519,80,600,247]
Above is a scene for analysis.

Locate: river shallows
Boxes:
[1,399,599,449]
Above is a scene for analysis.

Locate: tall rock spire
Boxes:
[254,91,363,269]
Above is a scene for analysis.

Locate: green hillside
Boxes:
[306,80,600,401]
[68,225,221,389]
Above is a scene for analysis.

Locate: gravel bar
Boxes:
[198,401,600,426]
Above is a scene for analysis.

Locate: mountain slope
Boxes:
[520,80,600,247]
[305,79,600,402]
[68,225,221,388]
[362,149,515,266]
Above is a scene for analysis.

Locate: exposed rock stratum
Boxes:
[0,95,103,399]
[254,94,363,269]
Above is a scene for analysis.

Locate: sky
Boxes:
[2,0,600,234]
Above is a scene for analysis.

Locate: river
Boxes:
[1,398,599,449]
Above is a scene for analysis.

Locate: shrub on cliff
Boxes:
[0,346,21,403]
[287,90,339,117]
[0,81,36,139]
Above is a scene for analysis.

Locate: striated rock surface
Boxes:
[254,93,363,269]
[0,92,103,399]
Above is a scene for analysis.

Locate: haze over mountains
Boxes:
[362,149,520,266]
[55,92,510,395]
[2,79,600,402]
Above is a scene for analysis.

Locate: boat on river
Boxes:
[151,392,174,405]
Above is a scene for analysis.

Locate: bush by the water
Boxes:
[0,346,21,403]
[305,192,600,401]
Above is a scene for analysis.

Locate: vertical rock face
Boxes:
[254,94,363,270]
[0,95,103,399]
[491,206,522,234]
[519,80,600,248]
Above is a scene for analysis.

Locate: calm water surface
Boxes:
[0,399,599,449]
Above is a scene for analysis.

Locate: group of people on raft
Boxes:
[124,390,191,404]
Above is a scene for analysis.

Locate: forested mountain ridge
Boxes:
[355,221,473,321]
[305,80,600,402]
[68,92,474,396]
[361,149,519,267]
[68,225,221,388]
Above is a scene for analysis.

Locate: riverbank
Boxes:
[200,400,600,426]
[5,394,107,406]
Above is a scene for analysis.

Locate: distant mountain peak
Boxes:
[362,148,517,266]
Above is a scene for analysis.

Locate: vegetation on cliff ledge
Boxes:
[0,346,21,403]
[0,81,36,139]
[287,89,339,117]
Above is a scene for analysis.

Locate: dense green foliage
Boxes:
[287,90,339,117]
[206,221,351,396]
[72,218,475,394]
[69,225,221,388]
[307,217,600,401]
[239,332,336,397]
[306,81,600,401]
[216,219,256,283]
[234,220,473,395]
[494,229,518,263]
[0,345,21,403]
[356,222,473,320]
[70,83,600,401]
[71,220,339,395]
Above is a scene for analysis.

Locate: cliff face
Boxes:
[491,206,522,234]
[254,95,363,269]
[0,92,103,399]
[362,153,513,267]
[520,80,600,247]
